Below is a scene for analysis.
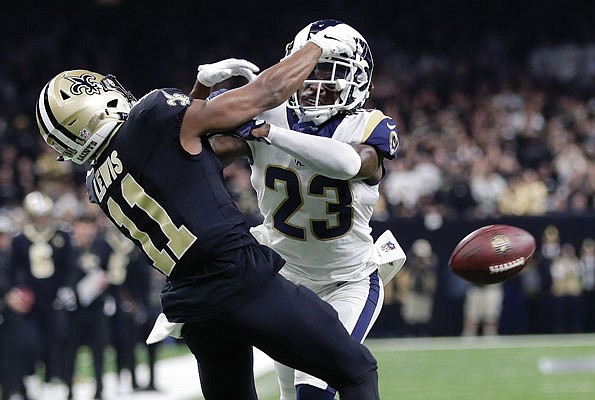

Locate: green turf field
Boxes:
[253,335,595,400]
[72,335,595,399]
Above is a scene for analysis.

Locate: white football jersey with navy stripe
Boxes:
[248,103,398,284]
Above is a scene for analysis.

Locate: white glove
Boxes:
[196,58,260,87]
[309,24,356,59]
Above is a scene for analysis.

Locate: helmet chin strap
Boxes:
[93,120,124,160]
[297,107,337,125]
[75,119,121,164]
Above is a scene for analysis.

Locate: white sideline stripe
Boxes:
[365,334,595,352]
[27,347,274,400]
[538,356,595,374]
[95,347,272,400]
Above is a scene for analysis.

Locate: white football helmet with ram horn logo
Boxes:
[35,70,136,164]
[285,19,374,125]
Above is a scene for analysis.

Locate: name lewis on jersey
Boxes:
[92,150,123,202]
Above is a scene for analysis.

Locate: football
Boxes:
[449,225,536,285]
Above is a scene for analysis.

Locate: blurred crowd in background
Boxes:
[2,2,595,225]
[2,1,595,397]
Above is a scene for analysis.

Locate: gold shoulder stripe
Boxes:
[362,110,386,142]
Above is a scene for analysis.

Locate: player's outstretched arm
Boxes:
[189,58,259,100]
[179,44,318,154]
[249,123,382,181]
[181,24,356,140]
[183,42,321,138]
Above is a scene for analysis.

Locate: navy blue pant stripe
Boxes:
[351,270,381,341]
[324,270,381,396]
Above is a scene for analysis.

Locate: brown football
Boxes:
[449,225,536,285]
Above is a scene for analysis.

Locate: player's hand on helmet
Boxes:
[232,119,270,144]
[309,25,356,58]
[196,58,260,87]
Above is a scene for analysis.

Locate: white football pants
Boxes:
[274,270,384,399]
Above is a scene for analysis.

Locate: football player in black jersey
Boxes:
[61,213,111,400]
[10,191,74,397]
[105,226,151,391]
[35,25,380,400]
[192,19,400,400]
[0,215,30,400]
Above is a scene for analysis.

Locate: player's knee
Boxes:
[344,346,378,385]
[296,384,335,400]
[337,368,379,400]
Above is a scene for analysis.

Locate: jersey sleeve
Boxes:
[134,88,193,137]
[360,110,400,160]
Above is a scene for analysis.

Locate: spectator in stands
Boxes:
[530,225,560,333]
[520,259,542,334]
[498,169,548,215]
[469,158,507,217]
[106,226,150,392]
[10,191,74,398]
[550,242,583,333]
[399,239,438,336]
[579,238,595,332]
[0,162,21,208]
[462,283,504,336]
[139,267,166,391]
[0,215,30,400]
[62,214,111,400]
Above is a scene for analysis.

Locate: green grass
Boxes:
[254,335,595,400]
[71,335,595,400]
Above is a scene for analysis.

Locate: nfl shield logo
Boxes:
[491,234,512,254]
[381,241,396,252]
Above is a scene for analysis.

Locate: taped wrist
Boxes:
[267,125,361,180]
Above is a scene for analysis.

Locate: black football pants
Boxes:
[183,273,379,400]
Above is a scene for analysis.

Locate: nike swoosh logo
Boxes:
[323,34,339,41]
[386,122,396,130]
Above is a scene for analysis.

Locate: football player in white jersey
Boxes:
[193,19,403,400]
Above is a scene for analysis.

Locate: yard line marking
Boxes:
[538,356,595,374]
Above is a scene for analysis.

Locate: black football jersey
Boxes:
[70,236,112,309]
[85,89,285,321]
[87,88,257,278]
[10,227,73,309]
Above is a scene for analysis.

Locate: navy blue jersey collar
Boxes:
[285,108,345,138]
